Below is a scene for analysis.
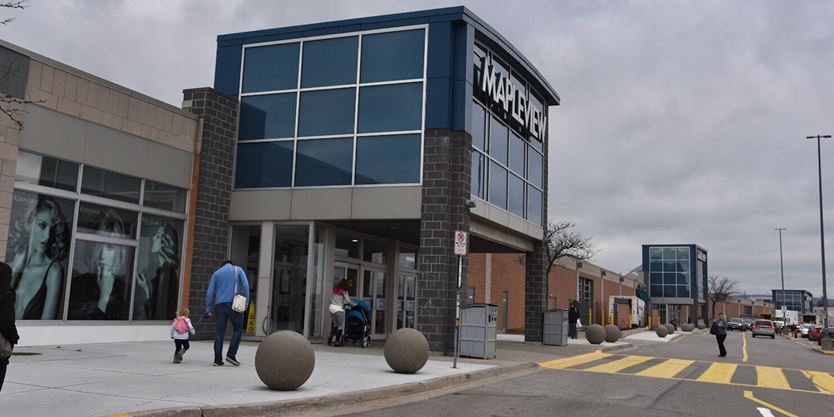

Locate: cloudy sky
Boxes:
[2,1,833,296]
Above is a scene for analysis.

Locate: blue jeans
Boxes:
[213,302,243,364]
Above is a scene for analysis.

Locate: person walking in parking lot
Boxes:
[205,261,249,367]
[711,313,728,357]
[568,300,580,339]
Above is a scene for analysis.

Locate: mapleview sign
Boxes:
[476,55,547,141]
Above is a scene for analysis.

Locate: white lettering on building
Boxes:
[478,58,547,141]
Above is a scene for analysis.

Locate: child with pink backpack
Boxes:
[170,308,196,363]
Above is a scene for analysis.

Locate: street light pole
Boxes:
[806,134,831,336]
[774,227,787,325]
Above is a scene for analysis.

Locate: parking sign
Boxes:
[454,230,468,256]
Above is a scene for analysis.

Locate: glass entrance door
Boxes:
[362,269,387,338]
[270,224,310,334]
[397,272,416,329]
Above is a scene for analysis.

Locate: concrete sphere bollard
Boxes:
[665,324,675,334]
[604,325,621,343]
[656,325,669,338]
[585,324,606,344]
[682,323,695,332]
[697,320,706,330]
[384,328,430,374]
[255,330,315,391]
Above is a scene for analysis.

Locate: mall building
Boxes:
[3,7,559,354]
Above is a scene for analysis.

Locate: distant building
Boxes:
[771,289,813,313]
[642,244,708,324]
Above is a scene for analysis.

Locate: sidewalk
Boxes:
[0,334,638,417]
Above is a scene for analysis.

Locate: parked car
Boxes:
[742,319,753,331]
[800,323,814,338]
[751,319,776,339]
[810,327,834,345]
[728,317,745,331]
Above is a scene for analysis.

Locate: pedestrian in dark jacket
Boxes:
[568,301,580,339]
[712,313,728,357]
[0,262,21,392]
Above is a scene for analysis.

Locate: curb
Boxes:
[811,347,834,356]
[784,335,834,355]
[127,361,538,417]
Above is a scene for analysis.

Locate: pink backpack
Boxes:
[174,317,188,334]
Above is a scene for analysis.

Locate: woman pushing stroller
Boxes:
[328,279,353,346]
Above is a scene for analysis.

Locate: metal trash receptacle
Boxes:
[460,303,498,359]
[543,309,568,346]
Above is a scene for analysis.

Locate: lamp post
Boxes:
[806,134,831,344]
[774,227,787,326]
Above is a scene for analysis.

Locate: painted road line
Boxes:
[801,370,834,394]
[635,358,695,379]
[743,390,800,417]
[756,366,791,390]
[696,362,738,384]
[742,332,749,362]
[539,350,610,370]
[757,408,776,417]
[584,355,654,374]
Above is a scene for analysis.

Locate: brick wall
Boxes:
[182,87,238,337]
[417,129,471,354]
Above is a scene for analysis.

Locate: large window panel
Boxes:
[526,184,542,225]
[68,239,135,320]
[508,173,525,218]
[235,141,294,188]
[355,134,421,185]
[360,29,425,83]
[242,43,300,93]
[471,150,485,199]
[488,161,507,209]
[301,36,358,88]
[15,151,78,192]
[357,83,422,133]
[81,166,141,204]
[4,191,75,320]
[298,88,356,137]
[509,132,525,174]
[134,215,183,320]
[489,116,508,165]
[294,137,353,186]
[471,103,486,150]
[239,93,297,140]
[143,181,187,213]
[77,203,138,239]
[527,147,543,188]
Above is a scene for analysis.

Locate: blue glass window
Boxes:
[489,116,508,165]
[650,261,662,272]
[301,36,358,88]
[239,93,296,140]
[663,273,676,285]
[526,184,542,225]
[663,260,675,272]
[664,285,676,298]
[295,138,353,186]
[298,88,356,137]
[677,247,689,259]
[677,286,690,298]
[235,141,294,188]
[663,248,676,259]
[509,132,525,174]
[676,273,688,285]
[650,273,662,285]
[360,29,424,83]
[357,83,422,133]
[508,173,524,218]
[242,43,300,93]
[471,103,486,150]
[488,161,507,209]
[677,260,689,272]
[651,286,662,298]
[471,150,485,198]
[355,134,421,184]
[527,146,542,188]
[649,247,662,260]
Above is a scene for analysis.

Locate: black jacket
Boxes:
[1,291,20,364]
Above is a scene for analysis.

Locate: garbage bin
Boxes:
[459,303,498,359]
[543,309,568,346]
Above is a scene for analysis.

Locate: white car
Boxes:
[800,323,814,338]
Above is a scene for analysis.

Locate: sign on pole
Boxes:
[454,230,468,256]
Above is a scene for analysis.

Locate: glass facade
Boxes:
[237,27,426,189]
[648,246,691,299]
[7,151,187,321]
[771,289,811,313]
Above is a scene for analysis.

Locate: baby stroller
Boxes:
[341,299,372,348]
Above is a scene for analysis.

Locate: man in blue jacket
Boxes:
[205,261,250,366]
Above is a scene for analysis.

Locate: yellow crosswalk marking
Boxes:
[635,358,695,379]
[539,350,609,370]
[584,355,653,374]
[696,362,738,384]
[756,366,791,390]
[801,370,834,394]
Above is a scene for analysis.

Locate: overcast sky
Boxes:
[3,1,833,297]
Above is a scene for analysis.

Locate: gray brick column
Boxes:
[182,87,238,337]
[417,129,471,354]
[525,126,549,342]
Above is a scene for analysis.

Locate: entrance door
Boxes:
[397,272,417,329]
[362,269,387,338]
[579,278,593,327]
[501,291,509,331]
[270,224,310,334]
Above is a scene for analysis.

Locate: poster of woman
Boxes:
[4,191,73,320]
[134,215,182,320]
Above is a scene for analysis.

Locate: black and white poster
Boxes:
[133,214,183,320]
